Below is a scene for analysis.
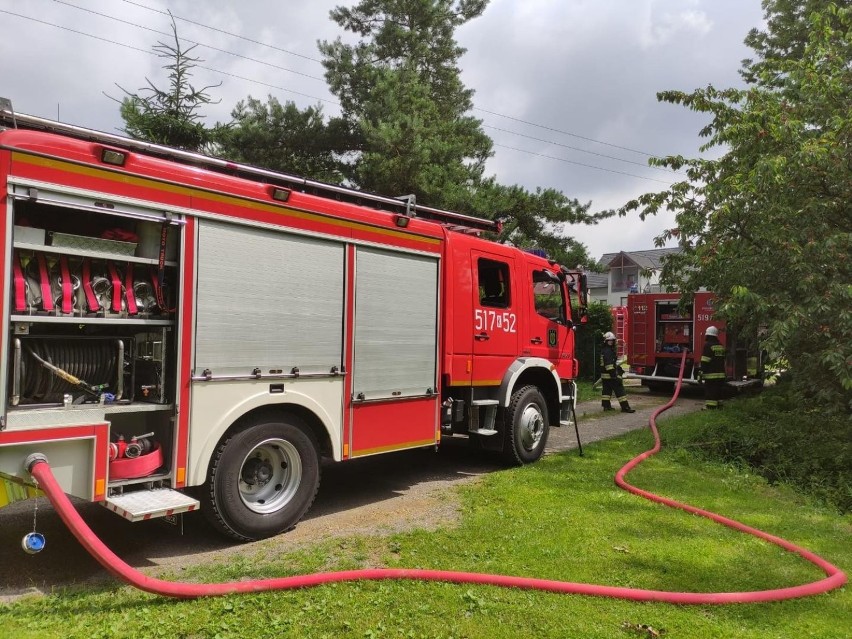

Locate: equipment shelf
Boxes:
[11,315,173,326]
[13,241,178,267]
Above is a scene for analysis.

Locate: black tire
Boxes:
[502,385,549,466]
[202,414,320,542]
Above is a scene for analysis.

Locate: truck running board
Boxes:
[104,488,200,522]
[469,399,499,436]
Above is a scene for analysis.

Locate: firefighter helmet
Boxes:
[706,326,719,337]
[603,331,616,342]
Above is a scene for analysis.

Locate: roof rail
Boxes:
[0,101,499,235]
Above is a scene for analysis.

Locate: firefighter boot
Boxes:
[602,399,615,411]
[619,400,636,414]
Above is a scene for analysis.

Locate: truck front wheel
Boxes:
[202,415,320,542]
[502,385,549,465]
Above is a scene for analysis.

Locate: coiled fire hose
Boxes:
[24,345,105,399]
[25,352,846,602]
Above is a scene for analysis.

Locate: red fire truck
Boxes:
[626,291,763,391]
[0,102,588,541]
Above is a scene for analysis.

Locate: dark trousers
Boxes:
[705,379,724,408]
[602,376,627,401]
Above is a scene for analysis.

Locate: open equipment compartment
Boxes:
[5,187,181,489]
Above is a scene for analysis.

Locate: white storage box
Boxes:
[49,231,137,256]
[13,225,46,245]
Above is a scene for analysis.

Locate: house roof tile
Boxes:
[600,247,681,270]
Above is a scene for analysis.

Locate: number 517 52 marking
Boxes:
[475,309,517,333]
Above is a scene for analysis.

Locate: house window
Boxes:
[611,266,639,293]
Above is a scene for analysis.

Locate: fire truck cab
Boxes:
[0,102,587,541]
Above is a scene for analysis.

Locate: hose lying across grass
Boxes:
[26,352,846,602]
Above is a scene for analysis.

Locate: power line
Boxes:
[483,124,682,175]
[52,0,677,173]
[54,0,327,84]
[115,0,666,159]
[493,144,676,185]
[476,107,658,158]
[1,7,679,185]
[119,0,323,64]
[0,9,151,56]
[0,9,338,107]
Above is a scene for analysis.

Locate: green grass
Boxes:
[659,384,851,513]
[575,379,596,402]
[1,420,850,639]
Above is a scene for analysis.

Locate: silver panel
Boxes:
[10,182,181,225]
[104,489,199,521]
[353,248,438,399]
[195,220,344,374]
[4,406,107,428]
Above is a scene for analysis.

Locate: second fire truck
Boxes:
[0,102,588,541]
[626,291,764,391]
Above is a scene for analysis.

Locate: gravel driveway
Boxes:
[0,386,704,602]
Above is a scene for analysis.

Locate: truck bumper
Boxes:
[625,373,699,385]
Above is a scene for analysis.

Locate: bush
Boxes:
[663,380,851,513]
[574,301,613,381]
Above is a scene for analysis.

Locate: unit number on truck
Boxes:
[475,309,517,333]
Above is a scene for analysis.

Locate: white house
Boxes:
[594,248,682,306]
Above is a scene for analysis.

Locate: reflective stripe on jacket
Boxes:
[600,343,618,378]
[701,338,726,380]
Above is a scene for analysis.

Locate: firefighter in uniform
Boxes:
[698,326,726,409]
[600,332,635,413]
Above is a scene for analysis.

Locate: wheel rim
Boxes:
[238,438,302,514]
[518,403,545,451]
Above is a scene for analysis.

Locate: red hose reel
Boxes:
[108,433,163,480]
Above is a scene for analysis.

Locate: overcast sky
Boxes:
[0,0,766,262]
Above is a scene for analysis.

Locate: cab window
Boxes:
[478,258,510,308]
[533,270,564,322]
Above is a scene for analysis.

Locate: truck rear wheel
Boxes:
[202,415,320,542]
[502,385,549,465]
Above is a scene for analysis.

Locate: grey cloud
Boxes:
[3,0,764,259]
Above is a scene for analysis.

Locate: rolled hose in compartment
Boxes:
[24,352,847,602]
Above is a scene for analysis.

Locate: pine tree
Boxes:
[319,0,606,266]
[111,14,220,151]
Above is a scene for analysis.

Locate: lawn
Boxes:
[1,415,849,639]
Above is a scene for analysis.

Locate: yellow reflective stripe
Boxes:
[13,153,442,248]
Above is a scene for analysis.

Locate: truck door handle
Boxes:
[530,337,543,344]
[475,332,490,341]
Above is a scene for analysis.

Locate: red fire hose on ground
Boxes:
[24,353,846,602]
